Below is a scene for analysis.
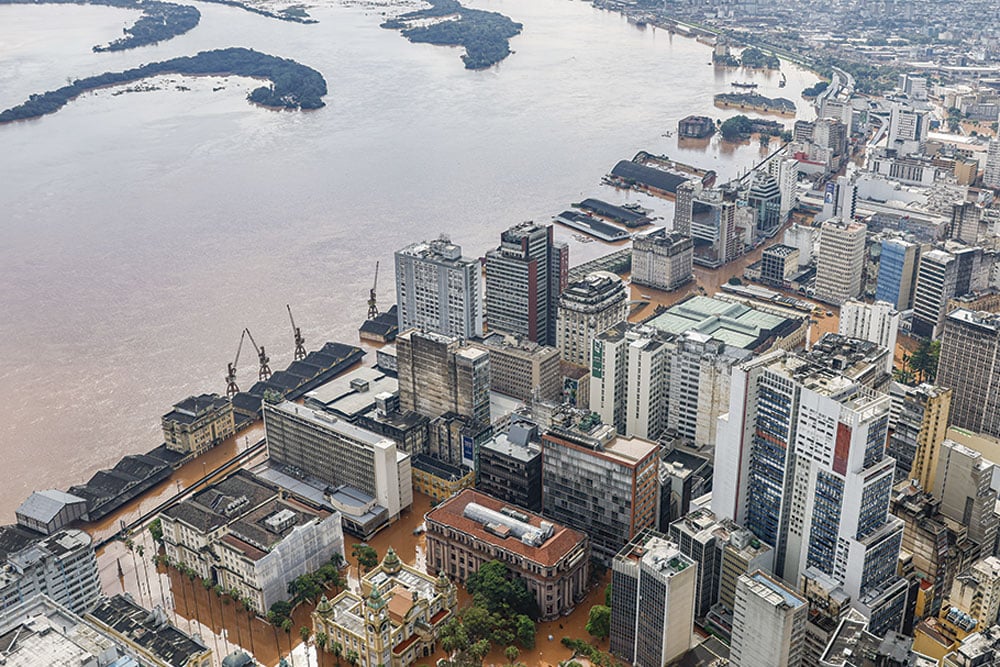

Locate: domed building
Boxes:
[312,548,456,667]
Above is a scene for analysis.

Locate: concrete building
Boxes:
[686,186,743,268]
[888,102,930,154]
[887,383,952,488]
[394,237,483,339]
[783,223,816,268]
[264,400,412,522]
[815,218,867,304]
[760,244,800,286]
[983,140,1000,189]
[425,489,590,621]
[950,202,982,246]
[161,393,235,456]
[730,570,808,667]
[477,424,542,513]
[631,228,694,291]
[714,344,907,637]
[470,332,561,403]
[938,309,1000,438]
[87,595,213,667]
[912,247,985,339]
[396,329,491,425]
[935,439,999,554]
[159,470,345,613]
[0,528,100,615]
[484,221,568,346]
[945,557,1000,632]
[426,412,493,471]
[838,299,899,373]
[542,425,660,564]
[747,171,785,239]
[410,454,474,502]
[876,237,921,310]
[312,549,457,667]
[610,529,696,667]
[556,271,628,367]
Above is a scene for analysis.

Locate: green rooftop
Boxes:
[644,295,793,350]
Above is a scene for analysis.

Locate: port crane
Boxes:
[287,304,306,361]
[367,261,380,320]
[244,328,272,382]
[225,329,247,398]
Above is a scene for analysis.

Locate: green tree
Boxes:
[515,615,535,649]
[586,605,611,642]
[331,640,343,666]
[300,626,312,667]
[351,543,379,573]
[461,606,493,641]
[504,646,520,667]
[604,583,612,607]
[149,518,163,544]
[466,561,538,619]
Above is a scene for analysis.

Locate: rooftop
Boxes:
[411,454,471,482]
[745,571,806,610]
[88,595,209,665]
[426,489,588,568]
[15,490,86,526]
[947,308,1000,333]
[163,393,229,424]
[480,427,541,464]
[267,401,393,449]
[615,530,694,577]
[644,295,796,351]
[396,238,476,266]
[763,244,799,258]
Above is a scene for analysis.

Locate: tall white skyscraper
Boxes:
[983,139,1000,189]
[838,299,899,372]
[731,570,808,667]
[394,237,483,339]
[713,341,908,637]
[815,218,866,304]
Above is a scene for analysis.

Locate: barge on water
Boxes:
[553,210,631,242]
[574,198,653,227]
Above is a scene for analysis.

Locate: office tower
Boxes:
[470,332,561,403]
[477,424,543,512]
[730,571,808,667]
[945,557,1000,631]
[747,171,784,238]
[0,528,100,615]
[899,73,928,101]
[714,344,908,637]
[542,425,659,564]
[772,157,799,220]
[263,401,412,522]
[950,202,981,246]
[938,309,1000,438]
[760,244,800,286]
[631,228,694,291]
[912,246,984,339]
[838,299,899,373]
[813,117,848,158]
[876,238,920,310]
[935,439,999,554]
[590,322,630,436]
[888,102,930,154]
[688,186,741,267]
[484,221,568,345]
[610,530,697,667]
[815,218,866,304]
[556,271,628,367]
[396,329,490,425]
[984,140,1000,189]
[394,237,483,339]
[783,223,815,268]
[673,180,699,236]
[887,383,952,487]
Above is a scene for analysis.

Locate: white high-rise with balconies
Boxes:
[815,218,866,304]
[395,237,483,339]
[838,299,899,373]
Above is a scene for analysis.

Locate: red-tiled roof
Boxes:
[220,533,267,561]
[425,489,588,568]
[393,634,419,655]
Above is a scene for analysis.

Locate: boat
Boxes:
[731,81,758,89]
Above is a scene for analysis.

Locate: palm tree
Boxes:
[282,618,295,666]
[315,631,328,667]
[345,649,359,667]
[300,626,313,667]
[331,640,343,667]
[505,646,519,667]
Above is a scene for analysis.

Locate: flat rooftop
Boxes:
[746,571,806,610]
[644,295,796,350]
[615,530,693,577]
[88,595,208,666]
[268,401,393,449]
[426,489,587,568]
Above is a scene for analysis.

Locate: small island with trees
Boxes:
[381,0,523,70]
[738,46,781,70]
[0,0,201,51]
[0,48,328,123]
[719,114,792,142]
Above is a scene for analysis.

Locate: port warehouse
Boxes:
[64,341,364,524]
[575,198,652,227]
[608,160,692,196]
[553,210,631,242]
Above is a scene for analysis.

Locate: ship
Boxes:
[731,81,758,89]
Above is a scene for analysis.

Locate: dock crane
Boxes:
[225,329,247,398]
[287,304,306,361]
[367,261,380,320]
[244,328,272,382]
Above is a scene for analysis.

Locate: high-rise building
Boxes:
[747,171,784,238]
[838,299,899,373]
[263,401,412,523]
[888,102,930,154]
[783,223,816,268]
[935,439,999,554]
[944,557,1000,632]
[887,383,952,488]
[938,309,1000,438]
[610,530,696,667]
[476,423,543,512]
[542,425,660,564]
[631,228,694,291]
[673,181,698,236]
[815,218,867,304]
[983,140,1000,189]
[876,238,920,310]
[556,271,628,367]
[912,246,985,339]
[760,244,800,286]
[470,332,561,403]
[396,329,491,425]
[689,187,742,268]
[714,344,908,637]
[484,221,568,345]
[730,570,808,667]
[950,202,982,246]
[0,528,100,615]
[394,237,483,339]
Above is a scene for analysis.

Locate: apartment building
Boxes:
[556,271,628,367]
[394,237,483,339]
